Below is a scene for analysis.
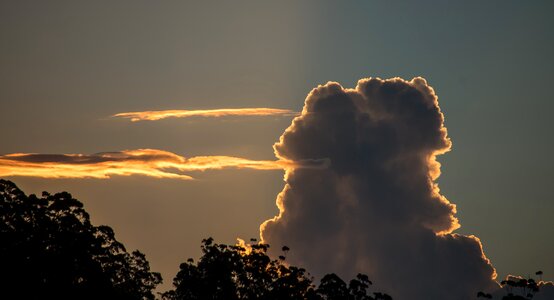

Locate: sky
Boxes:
[1,0,553,297]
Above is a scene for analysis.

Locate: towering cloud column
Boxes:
[261,77,497,300]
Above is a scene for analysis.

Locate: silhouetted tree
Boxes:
[535,271,543,282]
[317,273,349,300]
[348,274,373,300]
[0,179,162,300]
[499,276,540,300]
[162,238,391,300]
[481,272,545,300]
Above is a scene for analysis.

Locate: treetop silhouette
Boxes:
[162,237,391,300]
[0,179,162,300]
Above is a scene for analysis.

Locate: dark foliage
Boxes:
[162,238,391,300]
[477,273,545,300]
[499,277,540,300]
[0,179,162,300]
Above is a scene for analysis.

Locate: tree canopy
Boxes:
[1,179,550,300]
[161,238,392,300]
[0,179,162,300]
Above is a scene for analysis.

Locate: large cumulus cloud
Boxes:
[260,77,498,299]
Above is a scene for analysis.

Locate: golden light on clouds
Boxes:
[0,149,321,180]
[113,108,297,122]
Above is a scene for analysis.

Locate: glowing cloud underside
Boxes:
[0,149,319,180]
[260,77,498,300]
[113,108,297,122]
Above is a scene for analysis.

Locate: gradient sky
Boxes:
[1,1,553,290]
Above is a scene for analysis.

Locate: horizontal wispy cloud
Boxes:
[113,108,297,122]
[0,149,325,180]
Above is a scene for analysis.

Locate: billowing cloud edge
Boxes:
[259,77,499,300]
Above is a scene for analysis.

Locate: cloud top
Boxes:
[260,77,497,299]
[113,108,297,122]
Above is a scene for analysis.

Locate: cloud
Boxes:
[0,149,323,180]
[260,77,498,299]
[113,108,297,122]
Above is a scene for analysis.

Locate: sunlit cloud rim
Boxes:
[113,108,298,122]
[0,149,327,180]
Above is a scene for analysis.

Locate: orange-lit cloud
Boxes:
[0,149,322,180]
[113,108,297,122]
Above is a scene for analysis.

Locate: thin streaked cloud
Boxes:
[0,149,325,180]
[113,108,297,122]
